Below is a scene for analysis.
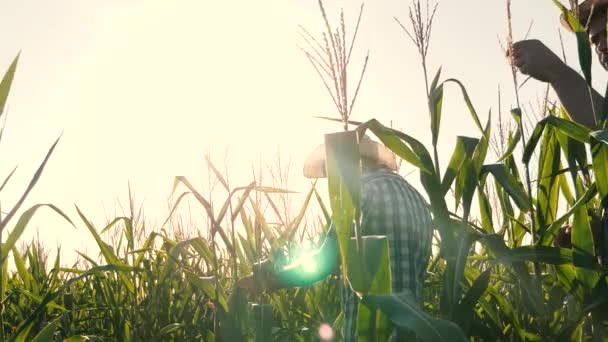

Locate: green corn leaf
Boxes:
[429,66,442,91]
[441,79,484,134]
[457,162,477,219]
[133,232,161,268]
[351,237,392,340]
[325,131,360,285]
[560,172,575,206]
[511,108,522,126]
[0,52,20,119]
[0,166,17,193]
[64,337,90,342]
[204,154,230,191]
[472,114,491,175]
[478,184,494,234]
[590,132,608,205]
[451,223,473,319]
[76,250,99,267]
[420,170,456,258]
[65,264,137,286]
[172,176,234,252]
[16,289,65,311]
[548,115,592,144]
[523,119,548,165]
[248,198,278,250]
[481,232,595,268]
[75,206,122,267]
[498,246,597,270]
[0,134,62,234]
[536,126,561,233]
[542,183,596,245]
[313,183,331,223]
[347,236,391,294]
[161,191,192,228]
[12,247,31,289]
[571,179,600,290]
[441,136,478,195]
[1,204,74,265]
[159,238,195,283]
[361,293,467,342]
[10,322,34,342]
[31,317,61,342]
[499,129,522,162]
[279,185,315,243]
[156,323,185,338]
[356,119,434,175]
[523,112,591,165]
[455,268,492,332]
[430,84,444,146]
[75,206,135,293]
[215,182,255,224]
[486,285,539,341]
[238,233,255,265]
[186,272,227,312]
[190,237,215,266]
[99,216,133,249]
[481,164,531,211]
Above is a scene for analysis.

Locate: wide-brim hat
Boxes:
[303,135,398,179]
[560,0,608,32]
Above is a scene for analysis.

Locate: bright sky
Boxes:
[1,0,607,264]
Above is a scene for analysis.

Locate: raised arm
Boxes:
[511,39,601,129]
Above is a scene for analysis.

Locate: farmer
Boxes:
[511,0,605,257]
[237,135,433,340]
[509,0,608,129]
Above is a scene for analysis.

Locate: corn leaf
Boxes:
[325,131,360,285]
[481,164,531,211]
[430,83,444,146]
[441,136,478,195]
[361,293,467,342]
[1,204,73,265]
[441,79,484,134]
[572,180,600,290]
[356,119,434,175]
[0,166,17,193]
[0,53,20,119]
[0,135,62,234]
[590,132,608,205]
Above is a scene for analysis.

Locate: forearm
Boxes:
[550,64,603,129]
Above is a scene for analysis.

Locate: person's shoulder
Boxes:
[361,168,407,183]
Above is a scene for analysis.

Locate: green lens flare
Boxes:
[301,253,318,273]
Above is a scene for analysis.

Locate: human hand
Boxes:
[508,39,567,83]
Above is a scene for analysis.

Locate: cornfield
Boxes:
[1,0,608,341]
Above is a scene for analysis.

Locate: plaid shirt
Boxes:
[341,168,433,341]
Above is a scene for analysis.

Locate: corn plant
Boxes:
[4,0,608,341]
[316,0,608,340]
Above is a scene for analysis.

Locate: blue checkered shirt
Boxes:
[340,168,433,341]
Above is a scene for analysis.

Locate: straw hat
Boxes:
[302,135,398,179]
[560,0,608,32]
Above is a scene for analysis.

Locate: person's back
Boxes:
[237,137,433,340]
[341,167,433,341]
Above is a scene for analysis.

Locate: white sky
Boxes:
[1,0,607,264]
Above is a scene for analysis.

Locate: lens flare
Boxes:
[300,253,317,273]
[318,323,334,341]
